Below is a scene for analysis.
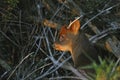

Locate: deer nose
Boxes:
[53,43,60,50]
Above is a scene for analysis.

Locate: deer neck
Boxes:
[70,32,96,67]
[71,32,88,53]
[70,32,83,66]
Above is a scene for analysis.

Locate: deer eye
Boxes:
[59,35,65,42]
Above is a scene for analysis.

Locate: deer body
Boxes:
[54,20,100,67]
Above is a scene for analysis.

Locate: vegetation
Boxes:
[0,0,120,80]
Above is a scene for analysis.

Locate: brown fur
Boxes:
[54,20,100,67]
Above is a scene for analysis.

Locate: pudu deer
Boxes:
[53,19,102,67]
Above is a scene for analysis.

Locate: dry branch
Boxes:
[42,19,61,29]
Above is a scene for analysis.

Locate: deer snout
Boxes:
[53,42,65,51]
[53,42,60,50]
[53,42,71,52]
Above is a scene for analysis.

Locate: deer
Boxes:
[53,19,102,67]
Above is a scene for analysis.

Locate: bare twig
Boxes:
[89,27,120,43]
[43,19,61,29]
[81,3,120,29]
[7,52,34,80]
[0,30,19,47]
[67,16,80,29]
[110,58,120,76]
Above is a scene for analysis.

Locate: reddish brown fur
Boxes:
[54,20,100,67]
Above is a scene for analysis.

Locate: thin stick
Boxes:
[7,52,34,80]
[67,16,80,29]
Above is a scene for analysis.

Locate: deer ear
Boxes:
[69,20,80,34]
